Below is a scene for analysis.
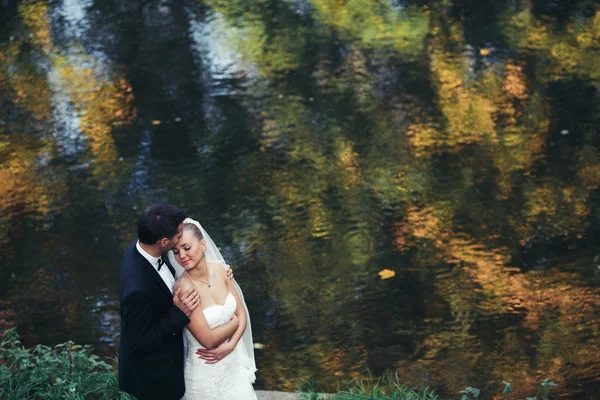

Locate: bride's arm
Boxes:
[195,267,247,364]
[175,279,239,349]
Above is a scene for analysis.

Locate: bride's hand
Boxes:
[195,341,235,364]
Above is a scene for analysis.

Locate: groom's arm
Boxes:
[121,290,191,356]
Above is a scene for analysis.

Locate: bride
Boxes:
[168,218,257,400]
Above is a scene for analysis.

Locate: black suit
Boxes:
[118,241,189,400]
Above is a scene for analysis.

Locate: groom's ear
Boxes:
[159,237,169,248]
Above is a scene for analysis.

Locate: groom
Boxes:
[118,204,196,400]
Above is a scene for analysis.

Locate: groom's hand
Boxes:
[225,264,234,281]
[173,287,199,317]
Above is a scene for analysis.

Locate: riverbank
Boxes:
[1,330,558,400]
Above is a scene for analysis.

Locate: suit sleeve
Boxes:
[121,290,190,355]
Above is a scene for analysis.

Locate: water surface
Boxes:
[1,0,600,398]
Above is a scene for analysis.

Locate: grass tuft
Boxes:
[299,373,440,400]
[298,372,558,400]
[0,328,132,400]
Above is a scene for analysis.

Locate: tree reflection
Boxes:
[208,1,600,396]
[15,0,135,186]
[1,0,599,398]
[1,0,135,351]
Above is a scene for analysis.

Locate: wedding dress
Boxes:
[181,292,257,400]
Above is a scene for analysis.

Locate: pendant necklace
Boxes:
[190,256,210,287]
[200,279,211,288]
[191,276,211,288]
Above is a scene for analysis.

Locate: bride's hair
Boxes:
[183,222,204,241]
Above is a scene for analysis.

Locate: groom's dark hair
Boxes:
[138,204,188,244]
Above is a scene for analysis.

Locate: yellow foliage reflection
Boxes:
[15,0,136,187]
[392,203,600,396]
[58,65,136,181]
[0,43,53,123]
[312,0,429,55]
[508,10,600,85]
[0,139,62,222]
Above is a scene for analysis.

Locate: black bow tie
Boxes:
[157,258,164,271]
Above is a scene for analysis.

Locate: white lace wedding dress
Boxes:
[181,292,257,400]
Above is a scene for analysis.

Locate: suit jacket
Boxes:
[118,240,189,400]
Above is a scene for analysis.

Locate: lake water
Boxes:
[1,0,599,398]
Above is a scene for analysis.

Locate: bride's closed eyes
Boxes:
[173,245,191,255]
[174,228,208,269]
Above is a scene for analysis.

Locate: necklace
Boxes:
[190,276,211,288]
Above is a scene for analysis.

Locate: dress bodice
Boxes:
[202,292,237,329]
[184,292,237,350]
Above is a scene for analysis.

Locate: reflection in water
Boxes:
[53,0,93,39]
[1,0,600,398]
[49,64,86,158]
[189,12,244,82]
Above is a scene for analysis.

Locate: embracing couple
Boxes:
[118,204,256,400]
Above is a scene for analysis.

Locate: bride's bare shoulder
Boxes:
[175,273,194,291]
[207,262,227,277]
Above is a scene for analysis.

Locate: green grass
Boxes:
[298,373,557,400]
[0,329,132,400]
[299,374,440,400]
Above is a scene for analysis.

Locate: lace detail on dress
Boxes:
[181,293,257,400]
[202,292,237,330]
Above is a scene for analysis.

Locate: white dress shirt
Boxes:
[136,241,174,294]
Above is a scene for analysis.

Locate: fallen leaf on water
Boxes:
[378,269,395,280]
[253,343,265,349]
[152,120,161,125]
[480,48,492,56]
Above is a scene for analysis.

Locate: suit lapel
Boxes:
[133,247,173,299]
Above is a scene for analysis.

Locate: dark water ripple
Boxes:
[1,0,600,398]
